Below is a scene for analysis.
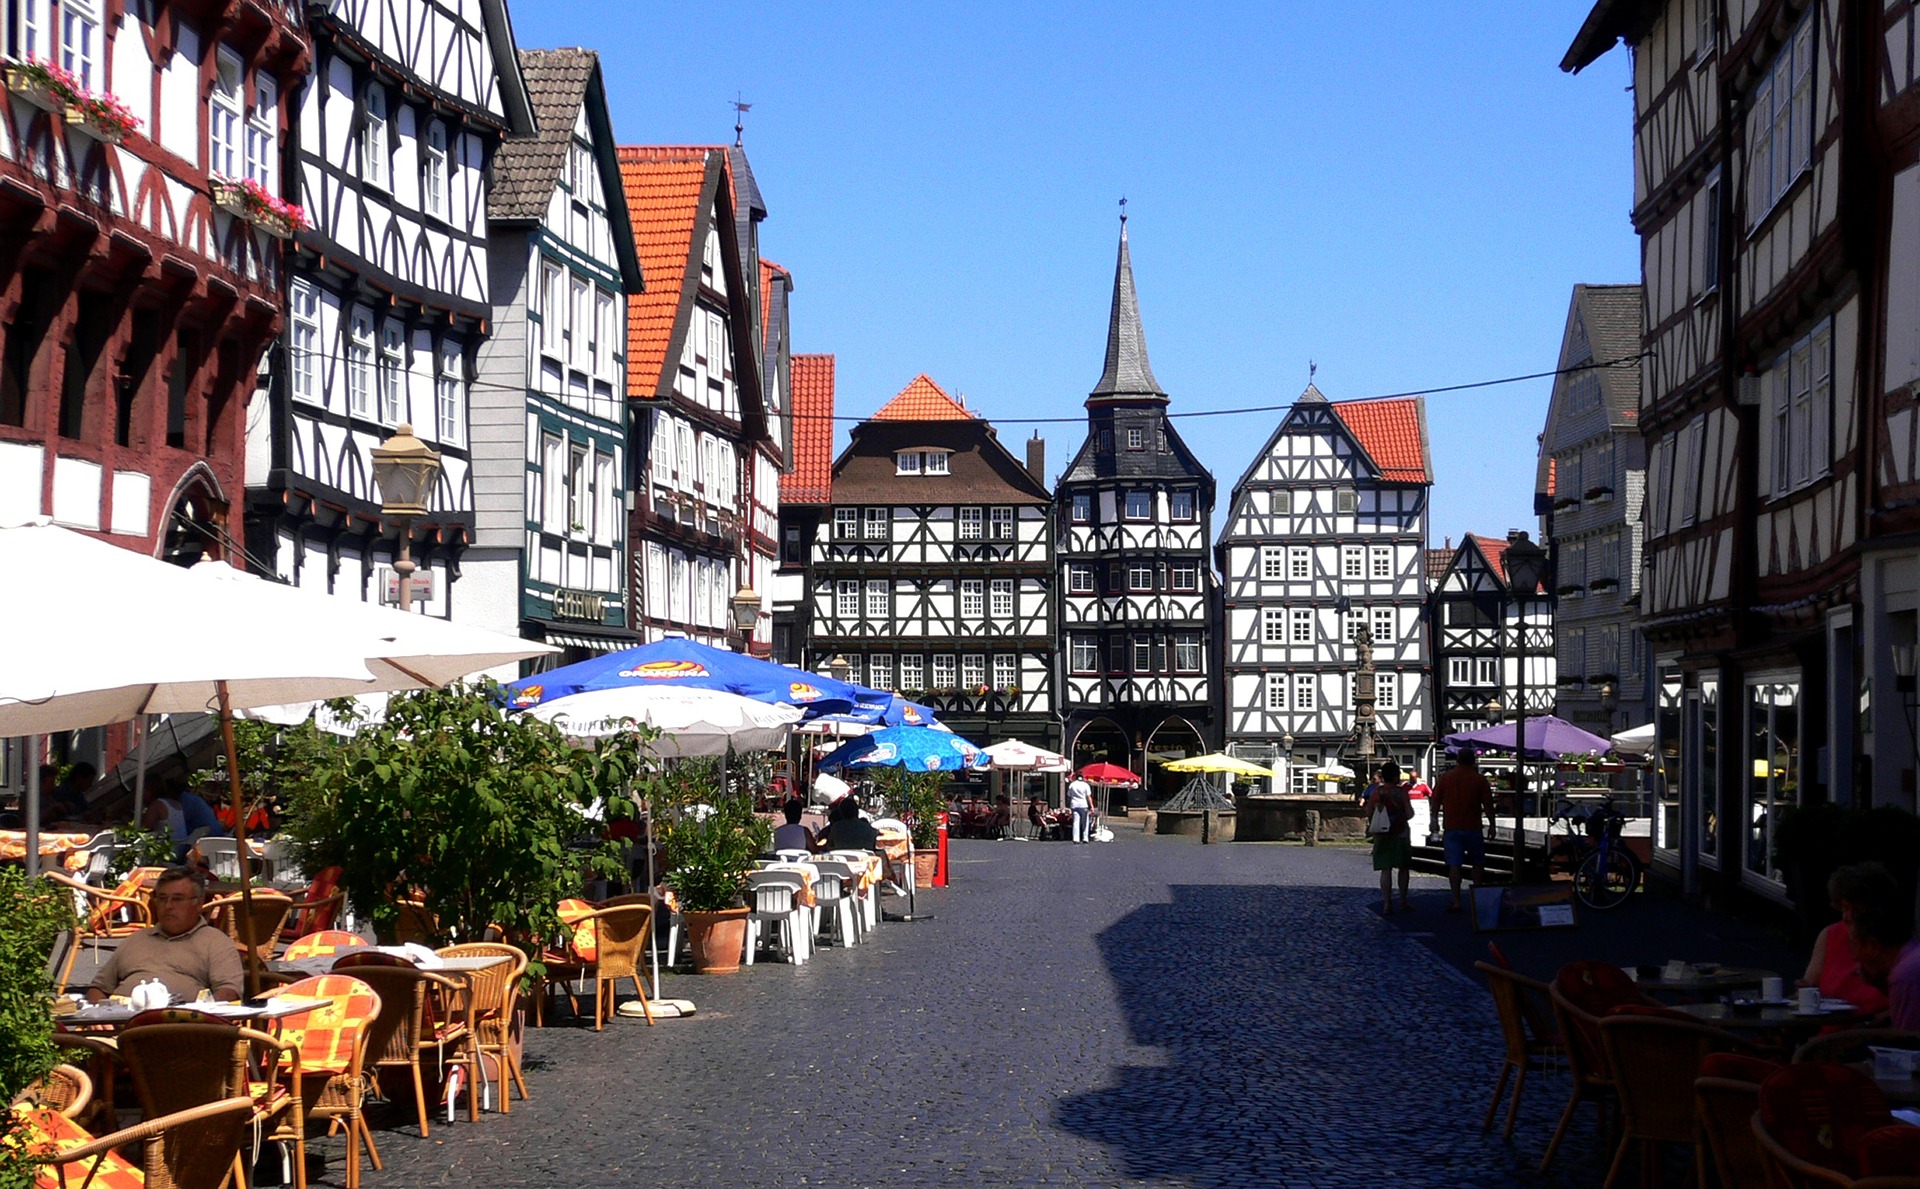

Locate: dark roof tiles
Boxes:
[489,49,595,222]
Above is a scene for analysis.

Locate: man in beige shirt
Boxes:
[88,866,244,1002]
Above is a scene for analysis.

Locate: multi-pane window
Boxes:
[346,310,374,417]
[1124,491,1152,520]
[1342,545,1364,579]
[289,280,319,405]
[246,73,277,191]
[958,507,983,540]
[1475,657,1498,686]
[1170,490,1196,521]
[1173,634,1200,673]
[1290,608,1312,644]
[868,655,893,692]
[931,655,956,689]
[11,0,46,62]
[1372,607,1394,643]
[1068,565,1094,593]
[1769,319,1832,496]
[1348,607,1367,642]
[959,580,984,618]
[835,580,859,618]
[211,50,244,180]
[377,322,404,424]
[1289,547,1310,580]
[898,450,949,475]
[1376,672,1398,711]
[863,508,889,540]
[1266,673,1287,711]
[1293,674,1316,712]
[539,432,563,527]
[568,277,588,368]
[362,84,389,188]
[567,445,588,534]
[1070,494,1091,523]
[1129,637,1151,673]
[990,506,1015,540]
[833,508,858,539]
[962,654,986,689]
[60,0,99,90]
[1070,636,1098,673]
[1748,9,1814,222]
[538,263,562,356]
[1448,657,1471,685]
[1262,607,1286,643]
[993,654,1017,689]
[1171,563,1198,592]
[1334,488,1356,514]
[900,654,924,690]
[1126,427,1144,450]
[1370,546,1392,580]
[423,122,448,220]
[594,289,614,376]
[990,579,1014,617]
[896,451,920,475]
[865,580,889,620]
[1261,546,1285,581]
[708,311,727,374]
[435,342,461,444]
[1128,564,1154,592]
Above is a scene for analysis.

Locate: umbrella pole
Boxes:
[216,683,260,1000]
[131,715,150,825]
[24,736,41,879]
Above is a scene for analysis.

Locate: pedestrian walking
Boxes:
[1433,749,1494,913]
[1066,773,1096,844]
[1362,761,1414,914]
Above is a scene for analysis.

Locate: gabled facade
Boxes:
[1217,388,1433,790]
[464,48,641,665]
[1537,283,1646,738]
[807,376,1057,749]
[1054,222,1217,789]
[772,351,833,665]
[618,144,778,654]
[2,2,307,563]
[1428,534,1555,747]
[247,0,534,618]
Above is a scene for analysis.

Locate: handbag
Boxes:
[1367,799,1394,837]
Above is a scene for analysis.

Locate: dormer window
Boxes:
[1126,427,1144,450]
[896,449,950,475]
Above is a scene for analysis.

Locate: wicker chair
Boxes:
[270,973,387,1189]
[117,1010,305,1189]
[1695,1053,1782,1189]
[1793,1028,1920,1065]
[283,929,369,960]
[332,952,478,1136]
[279,866,347,942]
[11,1063,94,1120]
[50,1033,119,1135]
[1597,1013,1756,1189]
[437,942,530,1111]
[42,868,159,991]
[389,899,440,946]
[204,888,295,970]
[537,902,655,1030]
[1474,960,1563,1139]
[1540,962,1652,1173]
[21,1096,255,1189]
[1754,1062,1897,1187]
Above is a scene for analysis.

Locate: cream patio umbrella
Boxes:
[523,686,803,755]
[980,739,1072,773]
[1161,752,1280,778]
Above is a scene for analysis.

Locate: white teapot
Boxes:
[129,979,171,1010]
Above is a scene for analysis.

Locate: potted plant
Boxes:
[874,769,946,888]
[655,767,767,975]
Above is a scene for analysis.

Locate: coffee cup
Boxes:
[1664,960,1690,980]
[1798,986,1822,1014]
[1761,976,1785,1001]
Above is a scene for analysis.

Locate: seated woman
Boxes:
[1800,862,1897,1016]
[987,794,1012,839]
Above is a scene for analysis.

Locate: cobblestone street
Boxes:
[336,824,1636,1189]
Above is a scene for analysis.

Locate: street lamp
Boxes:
[1600,681,1619,729]
[729,585,762,653]
[826,653,852,684]
[370,424,442,614]
[1281,731,1295,796]
[1502,530,1551,879]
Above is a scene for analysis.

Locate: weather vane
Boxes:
[732,94,752,145]
[1309,360,1318,383]
[1119,196,1128,226]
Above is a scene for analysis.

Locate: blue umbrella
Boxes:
[814,691,943,731]
[501,638,878,717]
[816,724,987,773]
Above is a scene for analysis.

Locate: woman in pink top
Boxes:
[1800,863,1896,1015]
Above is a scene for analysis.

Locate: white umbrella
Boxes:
[1301,762,1356,782]
[980,738,1071,773]
[524,686,801,755]
[1611,722,1656,756]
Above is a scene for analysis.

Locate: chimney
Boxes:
[1026,434,1046,484]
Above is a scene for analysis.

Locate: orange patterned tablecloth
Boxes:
[0,831,95,871]
[874,826,912,864]
[15,1105,146,1189]
[762,862,819,908]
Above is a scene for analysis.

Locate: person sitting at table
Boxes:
[1799,862,1896,1015]
[141,784,191,862]
[814,795,879,853]
[87,866,244,1003]
[46,763,95,824]
[1851,900,1920,1029]
[772,799,813,853]
[988,794,1012,840]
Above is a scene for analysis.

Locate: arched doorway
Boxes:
[157,465,228,568]
[1144,715,1206,803]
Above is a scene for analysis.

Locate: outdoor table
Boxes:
[760,860,820,908]
[1670,1000,1865,1034]
[55,993,333,1033]
[1855,1064,1920,1108]
[269,952,509,980]
[0,830,94,870]
[1627,964,1776,996]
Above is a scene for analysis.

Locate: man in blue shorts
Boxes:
[1434,750,1494,913]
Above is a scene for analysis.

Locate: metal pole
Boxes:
[1514,598,1528,879]
[131,715,150,824]
[24,736,41,879]
[395,521,415,614]
[216,683,261,999]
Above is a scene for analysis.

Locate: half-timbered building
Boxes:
[246,0,533,618]
[1428,533,1555,748]
[619,144,780,654]
[772,351,833,666]
[808,376,1056,749]
[1217,388,1433,790]
[463,48,640,666]
[1055,221,1216,793]
[1538,283,1646,738]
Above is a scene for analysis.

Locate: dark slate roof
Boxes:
[1579,283,1644,427]
[489,49,592,221]
[829,418,1051,505]
[1562,0,1661,72]
[1087,221,1167,405]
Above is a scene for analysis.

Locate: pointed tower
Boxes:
[1054,215,1221,798]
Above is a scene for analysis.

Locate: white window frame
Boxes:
[361,83,389,190]
[992,654,1017,689]
[868,655,894,692]
[593,289,614,377]
[60,0,100,91]
[12,0,47,62]
[836,581,859,619]
[1170,490,1196,521]
[1288,546,1310,580]
[924,450,949,475]
[568,276,589,369]
[1126,426,1144,450]
[1068,565,1094,594]
[1070,636,1098,674]
[990,506,1015,541]
[1769,319,1832,497]
[863,507,889,541]
[1376,672,1398,711]
[539,432,564,530]
[1124,490,1152,521]
[377,321,404,425]
[211,48,244,181]
[1369,545,1392,580]
[900,654,924,690]
[1293,674,1315,712]
[931,654,956,690]
[833,508,857,539]
[1171,562,1198,592]
[246,72,278,192]
[1448,656,1471,685]
[865,580,889,621]
[1070,494,1090,523]
[1747,10,1814,225]
[538,262,563,358]
[289,280,319,406]
[1372,607,1394,644]
[1341,545,1364,580]
[1173,634,1201,674]
[961,654,986,689]
[1290,608,1312,644]
[435,341,462,445]
[1261,546,1285,581]
[1262,607,1286,644]
[959,580,984,619]
[1475,657,1498,687]
[423,121,448,221]
[895,451,922,475]
[346,309,374,418]
[990,578,1014,618]
[1128,564,1155,592]
[1265,673,1287,712]
[958,507,983,541]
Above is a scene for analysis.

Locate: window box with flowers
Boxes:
[1000,685,1019,698]
[6,60,140,143]
[211,177,308,239]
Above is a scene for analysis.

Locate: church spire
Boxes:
[1087,204,1167,406]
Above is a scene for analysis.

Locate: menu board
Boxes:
[1473,883,1579,932]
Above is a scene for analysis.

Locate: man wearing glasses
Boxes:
[87,866,244,1003]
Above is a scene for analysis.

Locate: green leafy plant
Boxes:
[278,682,653,951]
[869,768,946,849]
[191,715,341,830]
[0,867,76,1188]
[653,758,769,912]
[108,825,175,878]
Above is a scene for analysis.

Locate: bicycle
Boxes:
[1547,796,1642,911]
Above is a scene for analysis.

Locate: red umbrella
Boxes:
[1077,762,1142,786]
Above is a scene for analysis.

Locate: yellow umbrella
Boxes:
[1161,752,1278,778]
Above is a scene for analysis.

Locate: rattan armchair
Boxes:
[42,869,158,991]
[12,1063,93,1119]
[437,942,530,1111]
[50,1033,119,1135]
[1540,962,1650,1173]
[269,973,388,1189]
[332,952,478,1136]
[204,888,295,970]
[117,1012,305,1189]
[537,902,655,1030]
[23,1095,255,1189]
[1474,960,1563,1140]
[1597,1013,1756,1189]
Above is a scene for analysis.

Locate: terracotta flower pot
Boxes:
[682,907,750,975]
[912,851,938,889]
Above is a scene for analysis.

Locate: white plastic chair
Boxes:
[808,860,861,948]
[828,850,883,931]
[742,871,809,966]
[197,837,244,882]
[773,849,812,863]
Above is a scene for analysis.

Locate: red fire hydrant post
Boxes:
[934,810,950,887]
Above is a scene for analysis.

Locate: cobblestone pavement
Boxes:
[344,829,1623,1188]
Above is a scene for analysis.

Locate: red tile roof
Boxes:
[872,374,973,421]
[1331,396,1430,483]
[1467,532,1545,594]
[783,353,835,505]
[617,146,716,400]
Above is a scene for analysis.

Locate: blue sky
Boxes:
[512,2,1638,543]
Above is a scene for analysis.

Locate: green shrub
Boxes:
[654,758,769,913]
[0,868,77,1188]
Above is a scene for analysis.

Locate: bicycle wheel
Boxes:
[1575,848,1639,911]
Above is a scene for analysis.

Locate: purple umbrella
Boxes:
[1441,715,1612,761]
